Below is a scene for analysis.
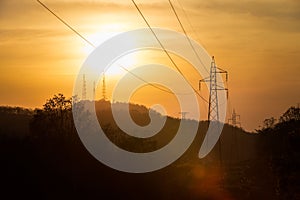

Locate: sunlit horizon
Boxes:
[0,0,299,131]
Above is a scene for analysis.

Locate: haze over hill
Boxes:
[0,94,299,199]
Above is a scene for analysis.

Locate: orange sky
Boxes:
[0,0,299,131]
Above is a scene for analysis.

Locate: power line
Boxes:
[120,65,174,94]
[168,0,209,74]
[119,65,193,95]
[36,0,177,96]
[37,0,96,48]
[36,0,190,98]
[175,0,208,51]
[131,0,208,103]
[37,0,208,103]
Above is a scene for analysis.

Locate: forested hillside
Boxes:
[0,94,299,199]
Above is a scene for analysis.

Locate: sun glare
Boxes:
[106,53,139,76]
[82,32,116,56]
[82,24,140,76]
[82,23,126,56]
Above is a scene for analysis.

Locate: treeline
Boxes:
[256,106,300,200]
[256,106,300,155]
[0,94,221,199]
[0,94,299,199]
[0,105,33,138]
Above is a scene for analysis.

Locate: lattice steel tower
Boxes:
[178,112,189,120]
[228,109,241,127]
[199,56,228,122]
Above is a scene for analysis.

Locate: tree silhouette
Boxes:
[43,93,71,112]
[263,117,277,130]
[257,105,300,199]
[30,93,74,138]
[279,106,300,123]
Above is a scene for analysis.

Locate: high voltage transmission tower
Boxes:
[228,109,241,127]
[178,111,189,120]
[199,56,228,122]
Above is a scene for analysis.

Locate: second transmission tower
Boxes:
[228,109,241,127]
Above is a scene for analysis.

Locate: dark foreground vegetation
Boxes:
[0,94,299,199]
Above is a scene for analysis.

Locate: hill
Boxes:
[0,98,299,199]
[0,106,33,138]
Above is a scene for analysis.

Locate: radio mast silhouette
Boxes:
[102,72,107,100]
[199,56,228,122]
[93,81,96,99]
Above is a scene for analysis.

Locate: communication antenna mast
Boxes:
[102,72,106,100]
[199,56,228,122]
[82,74,86,100]
[93,81,96,99]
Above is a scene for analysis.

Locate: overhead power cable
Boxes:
[175,0,208,50]
[119,65,193,95]
[36,0,198,97]
[37,0,96,48]
[131,0,208,103]
[168,0,209,74]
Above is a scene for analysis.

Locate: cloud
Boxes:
[188,0,300,20]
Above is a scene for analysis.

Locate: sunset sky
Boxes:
[0,0,299,131]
